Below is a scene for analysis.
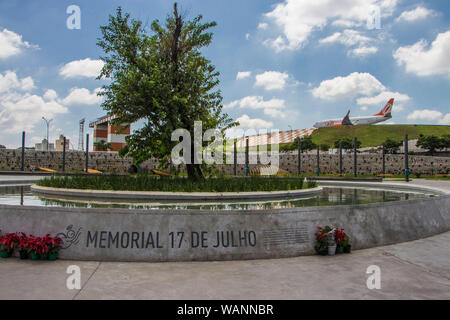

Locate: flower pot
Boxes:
[0,250,11,258]
[344,245,352,253]
[30,253,40,260]
[328,245,337,256]
[40,254,48,260]
[48,253,58,261]
[19,250,29,260]
[338,247,344,254]
[318,249,328,256]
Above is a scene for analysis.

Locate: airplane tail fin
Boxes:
[342,109,353,125]
[374,98,394,117]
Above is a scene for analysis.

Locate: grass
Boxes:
[309,125,450,148]
[37,175,317,192]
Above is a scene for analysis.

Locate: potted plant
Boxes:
[334,228,346,254]
[39,237,49,260]
[17,232,30,259]
[29,236,41,260]
[0,233,19,258]
[327,229,337,256]
[342,236,351,253]
[44,234,62,261]
[314,234,328,256]
[314,225,332,256]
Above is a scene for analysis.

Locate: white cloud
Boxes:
[0,29,37,59]
[396,7,436,22]
[61,87,103,105]
[320,29,378,57]
[311,72,385,100]
[255,71,289,90]
[0,92,68,134]
[43,89,58,101]
[258,23,269,30]
[235,114,273,129]
[263,0,398,52]
[0,71,35,93]
[236,71,251,80]
[245,33,250,40]
[393,31,450,77]
[349,46,378,57]
[356,91,410,105]
[360,106,368,111]
[331,20,359,28]
[320,29,372,47]
[224,96,286,118]
[438,114,450,125]
[59,58,104,79]
[395,104,405,112]
[407,109,442,121]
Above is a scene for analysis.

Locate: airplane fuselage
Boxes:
[313,115,391,128]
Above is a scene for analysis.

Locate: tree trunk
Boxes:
[186,164,203,180]
[185,138,204,180]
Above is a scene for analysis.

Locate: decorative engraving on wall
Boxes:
[56,225,83,249]
[263,226,308,247]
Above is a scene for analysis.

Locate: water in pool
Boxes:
[0,185,432,210]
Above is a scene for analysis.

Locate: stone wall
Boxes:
[0,149,449,175]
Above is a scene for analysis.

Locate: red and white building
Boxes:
[89,115,130,152]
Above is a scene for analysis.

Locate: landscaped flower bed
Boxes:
[37,175,317,193]
[0,231,61,260]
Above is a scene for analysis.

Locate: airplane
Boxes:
[313,98,394,128]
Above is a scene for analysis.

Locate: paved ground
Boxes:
[0,175,43,185]
[383,178,450,192]
[0,177,448,300]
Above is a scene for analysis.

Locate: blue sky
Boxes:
[0,0,449,148]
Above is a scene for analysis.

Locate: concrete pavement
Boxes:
[0,175,43,185]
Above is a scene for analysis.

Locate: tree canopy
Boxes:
[333,137,361,150]
[382,138,403,154]
[279,136,317,153]
[97,4,235,178]
[416,134,448,155]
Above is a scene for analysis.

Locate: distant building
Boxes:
[35,139,55,151]
[55,135,70,151]
[89,115,130,152]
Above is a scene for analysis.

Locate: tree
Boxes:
[334,137,361,151]
[319,144,329,152]
[94,140,112,151]
[97,4,235,179]
[280,136,317,153]
[296,136,317,152]
[416,134,445,155]
[442,134,450,149]
[382,138,402,154]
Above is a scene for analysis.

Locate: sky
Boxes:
[0,0,449,149]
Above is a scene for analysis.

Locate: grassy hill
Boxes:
[309,125,450,148]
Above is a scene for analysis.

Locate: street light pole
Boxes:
[42,117,53,151]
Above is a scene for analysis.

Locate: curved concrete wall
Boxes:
[30,185,323,201]
[0,183,448,262]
